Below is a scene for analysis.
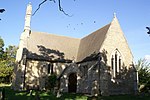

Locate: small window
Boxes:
[119,56,121,70]
[111,55,114,69]
[111,49,122,78]
[48,63,53,74]
[115,53,117,73]
[48,64,50,74]
[51,64,53,74]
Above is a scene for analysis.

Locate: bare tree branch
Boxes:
[58,0,72,16]
[32,0,48,16]
[32,0,73,16]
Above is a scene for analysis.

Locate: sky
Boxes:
[0,0,150,63]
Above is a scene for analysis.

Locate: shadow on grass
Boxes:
[0,86,150,100]
[58,93,88,100]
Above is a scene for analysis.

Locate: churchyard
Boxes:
[0,84,150,100]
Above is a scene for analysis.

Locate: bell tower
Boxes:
[24,2,32,31]
[13,3,33,90]
[16,2,32,62]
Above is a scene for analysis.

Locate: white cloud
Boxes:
[144,55,150,62]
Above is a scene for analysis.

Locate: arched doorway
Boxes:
[68,73,77,93]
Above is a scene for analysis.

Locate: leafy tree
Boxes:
[135,59,150,93]
[0,36,4,59]
[0,37,17,83]
[0,60,13,83]
[5,45,18,67]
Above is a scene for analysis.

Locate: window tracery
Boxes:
[111,49,122,78]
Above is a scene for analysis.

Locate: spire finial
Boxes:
[113,12,116,18]
[24,3,32,31]
[28,2,31,5]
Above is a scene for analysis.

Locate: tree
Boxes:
[0,36,4,59]
[0,45,17,83]
[135,59,150,93]
[45,74,57,91]
[33,0,75,16]
[0,61,13,83]
[5,45,18,67]
[0,37,17,83]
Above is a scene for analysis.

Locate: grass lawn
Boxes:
[0,84,150,100]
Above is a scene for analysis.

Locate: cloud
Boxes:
[144,55,150,62]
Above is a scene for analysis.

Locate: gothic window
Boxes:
[111,55,114,70]
[111,49,122,78]
[51,64,53,74]
[119,56,121,70]
[48,64,50,74]
[48,63,53,74]
[115,52,117,74]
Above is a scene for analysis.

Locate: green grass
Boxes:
[0,84,150,100]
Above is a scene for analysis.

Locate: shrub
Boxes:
[46,74,57,90]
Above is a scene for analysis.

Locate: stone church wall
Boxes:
[25,60,48,90]
[13,58,136,96]
[25,60,75,91]
[59,61,101,95]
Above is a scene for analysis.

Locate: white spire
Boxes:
[24,2,32,31]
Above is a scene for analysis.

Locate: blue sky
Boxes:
[0,0,150,62]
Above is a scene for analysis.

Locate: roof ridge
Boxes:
[76,23,111,62]
[81,23,111,40]
[31,31,81,40]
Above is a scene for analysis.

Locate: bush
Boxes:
[0,61,13,83]
[46,74,57,90]
[136,59,150,93]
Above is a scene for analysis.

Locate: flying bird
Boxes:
[0,9,5,13]
[146,27,150,34]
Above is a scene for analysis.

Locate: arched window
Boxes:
[115,52,117,74]
[111,49,122,78]
[48,63,53,74]
[111,55,114,70]
[51,64,53,74]
[119,56,121,70]
[48,64,50,74]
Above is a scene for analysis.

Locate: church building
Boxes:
[12,3,138,96]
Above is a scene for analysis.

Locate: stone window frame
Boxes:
[111,49,122,78]
[48,63,53,74]
[83,65,88,76]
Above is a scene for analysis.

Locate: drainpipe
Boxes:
[23,49,27,90]
[98,53,102,95]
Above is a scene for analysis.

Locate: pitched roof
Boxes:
[76,24,110,61]
[26,22,111,62]
[27,32,80,61]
